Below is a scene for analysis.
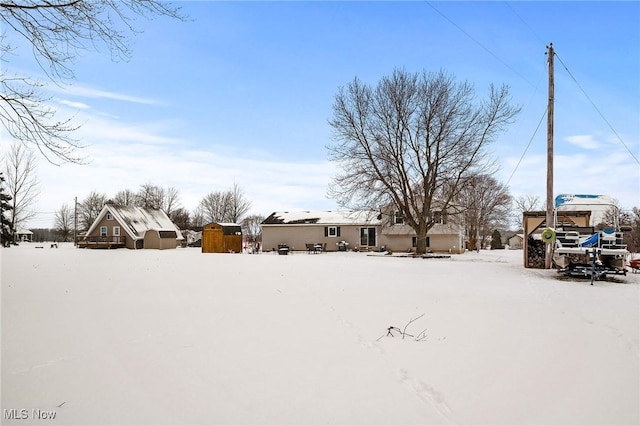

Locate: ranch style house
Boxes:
[261,209,465,254]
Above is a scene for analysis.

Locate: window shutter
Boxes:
[324,227,328,237]
[337,226,341,237]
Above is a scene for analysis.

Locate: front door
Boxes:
[360,227,376,247]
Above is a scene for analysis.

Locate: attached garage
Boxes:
[202,223,242,253]
[144,229,180,250]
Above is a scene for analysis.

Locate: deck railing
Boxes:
[77,235,126,248]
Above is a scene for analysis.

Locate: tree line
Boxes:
[52,182,264,245]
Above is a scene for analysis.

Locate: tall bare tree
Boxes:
[170,207,191,230]
[113,189,137,206]
[163,186,181,218]
[135,183,181,216]
[626,207,640,253]
[198,183,251,224]
[136,182,164,210]
[241,214,265,249]
[456,174,512,250]
[199,191,233,224]
[1,1,184,163]
[78,191,107,231]
[328,69,520,254]
[512,194,542,228]
[54,203,73,242]
[2,142,40,236]
[227,182,252,223]
[190,207,205,230]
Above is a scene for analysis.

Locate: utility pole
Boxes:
[545,43,555,269]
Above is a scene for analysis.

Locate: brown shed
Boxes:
[523,210,591,268]
[202,222,243,253]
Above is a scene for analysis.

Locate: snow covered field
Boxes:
[2,244,638,425]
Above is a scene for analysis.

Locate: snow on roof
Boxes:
[87,205,183,240]
[15,228,33,235]
[262,210,381,225]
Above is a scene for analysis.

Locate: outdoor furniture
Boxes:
[306,243,315,253]
[337,241,349,251]
[278,243,289,255]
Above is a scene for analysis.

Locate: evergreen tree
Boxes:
[490,229,504,250]
[0,173,14,247]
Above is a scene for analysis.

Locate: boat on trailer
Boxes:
[550,194,629,282]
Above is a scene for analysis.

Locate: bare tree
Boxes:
[1,1,184,163]
[514,194,542,212]
[170,207,191,230]
[163,186,181,218]
[2,142,40,236]
[199,191,232,224]
[136,182,164,210]
[78,191,107,231]
[626,207,640,253]
[227,182,251,223]
[199,183,251,224]
[457,174,512,251]
[112,189,137,206]
[328,69,520,254]
[54,203,73,242]
[135,183,181,216]
[512,194,542,228]
[190,207,205,230]
[241,214,265,250]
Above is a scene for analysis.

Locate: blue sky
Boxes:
[4,1,639,227]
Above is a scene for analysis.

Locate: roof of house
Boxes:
[262,210,381,226]
[86,204,184,241]
[16,228,33,235]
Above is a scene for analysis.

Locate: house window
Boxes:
[324,226,341,237]
[106,213,113,220]
[432,211,447,225]
[412,236,430,247]
[100,226,107,237]
[113,226,120,237]
[360,227,376,247]
[393,210,405,225]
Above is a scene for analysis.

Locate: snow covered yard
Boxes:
[2,244,638,425]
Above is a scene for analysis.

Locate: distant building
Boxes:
[78,204,183,249]
[508,234,524,250]
[261,209,465,253]
[15,228,33,242]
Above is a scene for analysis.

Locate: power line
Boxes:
[505,106,548,188]
[554,52,640,166]
[424,1,537,89]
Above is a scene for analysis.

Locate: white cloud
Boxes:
[58,99,91,110]
[564,134,601,150]
[48,82,162,105]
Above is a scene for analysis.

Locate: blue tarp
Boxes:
[579,233,599,248]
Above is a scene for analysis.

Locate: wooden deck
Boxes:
[77,236,126,249]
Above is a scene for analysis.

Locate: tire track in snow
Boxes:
[398,368,456,424]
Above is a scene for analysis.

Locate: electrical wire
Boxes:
[505,106,548,188]
[554,52,640,166]
[424,1,537,89]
